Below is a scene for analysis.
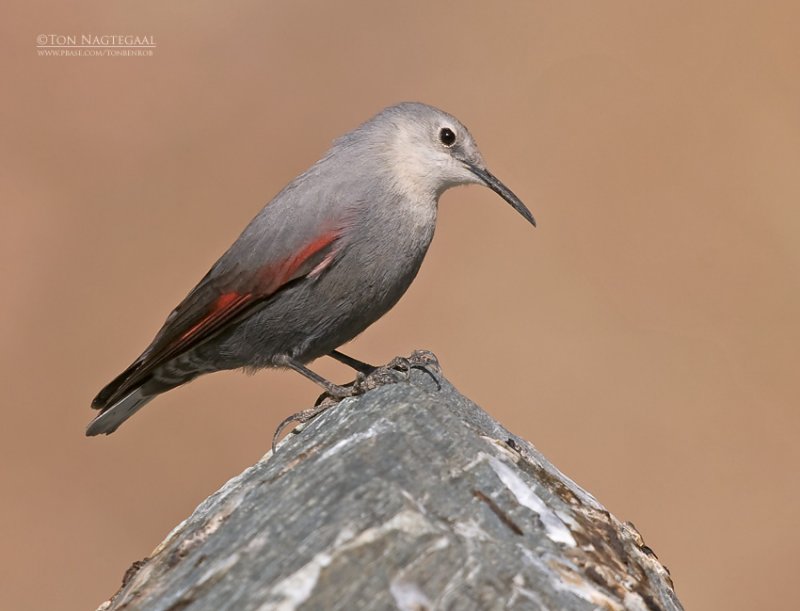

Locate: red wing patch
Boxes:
[176,291,253,344]
[95,231,342,408]
[265,232,341,287]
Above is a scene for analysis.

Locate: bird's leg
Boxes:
[271,354,359,452]
[328,350,376,374]
[273,354,353,398]
[271,353,395,452]
[272,351,443,452]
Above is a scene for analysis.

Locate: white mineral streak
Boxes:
[489,457,576,547]
[389,579,433,611]
[264,510,436,611]
[318,421,391,461]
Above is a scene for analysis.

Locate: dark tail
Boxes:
[88,361,155,436]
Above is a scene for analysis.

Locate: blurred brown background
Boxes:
[2,1,798,609]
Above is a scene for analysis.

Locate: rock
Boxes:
[99,352,682,611]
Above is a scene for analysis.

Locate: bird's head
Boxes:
[352,102,535,226]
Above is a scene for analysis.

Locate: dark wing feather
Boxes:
[93,231,341,409]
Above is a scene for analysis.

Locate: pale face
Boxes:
[386,113,484,198]
[384,106,535,226]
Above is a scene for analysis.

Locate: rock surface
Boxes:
[99,352,682,611]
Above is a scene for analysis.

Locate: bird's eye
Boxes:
[439,127,456,147]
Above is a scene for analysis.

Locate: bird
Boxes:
[87,102,535,436]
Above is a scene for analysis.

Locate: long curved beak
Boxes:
[464,162,536,227]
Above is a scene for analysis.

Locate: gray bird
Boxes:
[87,102,535,436]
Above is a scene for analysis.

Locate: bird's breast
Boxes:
[356,193,437,271]
[318,193,436,314]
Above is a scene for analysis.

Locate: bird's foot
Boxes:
[272,381,358,452]
[272,401,335,453]
[400,349,442,373]
[271,351,442,453]
[352,349,442,393]
[393,350,441,388]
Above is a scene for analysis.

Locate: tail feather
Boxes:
[85,388,154,436]
[92,360,145,409]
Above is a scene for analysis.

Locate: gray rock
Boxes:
[99,352,682,611]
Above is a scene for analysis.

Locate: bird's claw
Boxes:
[272,351,443,452]
[353,350,441,393]
[271,403,332,453]
[387,356,412,376]
[391,350,442,389]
